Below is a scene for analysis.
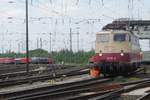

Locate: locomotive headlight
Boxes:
[120,50,124,56]
[99,53,102,56]
[140,51,143,55]
[120,53,124,56]
[99,50,102,56]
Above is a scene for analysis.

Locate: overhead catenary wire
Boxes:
[1,0,150,52]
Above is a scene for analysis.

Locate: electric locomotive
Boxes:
[89,30,142,76]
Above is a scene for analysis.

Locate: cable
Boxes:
[16,0,63,16]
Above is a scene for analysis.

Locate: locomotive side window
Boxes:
[96,34,109,42]
[114,34,126,41]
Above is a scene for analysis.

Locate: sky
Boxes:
[0,0,150,53]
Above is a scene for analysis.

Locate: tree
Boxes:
[29,49,49,57]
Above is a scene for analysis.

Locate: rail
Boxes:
[0,77,111,100]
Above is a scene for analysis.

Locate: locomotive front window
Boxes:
[97,34,109,42]
[114,34,126,41]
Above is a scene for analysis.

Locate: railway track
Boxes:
[0,77,111,100]
[0,64,149,100]
[0,64,83,74]
[0,64,88,80]
[136,93,150,100]
[66,78,150,100]
[0,67,89,87]
[1,77,150,100]
[67,78,150,100]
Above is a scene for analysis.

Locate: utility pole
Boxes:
[69,28,80,52]
[149,39,150,51]
[69,28,73,64]
[70,28,72,51]
[77,32,80,51]
[2,45,4,54]
[26,0,29,73]
[49,33,52,52]
[9,40,11,53]
[18,42,20,53]
[21,41,24,53]
[40,38,42,49]
[37,38,39,49]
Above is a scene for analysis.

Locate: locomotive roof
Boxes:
[97,30,130,34]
